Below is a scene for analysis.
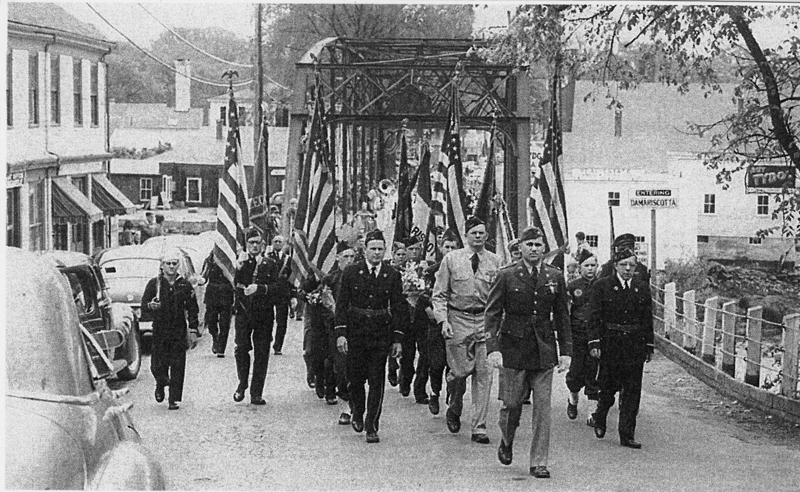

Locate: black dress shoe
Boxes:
[415,395,429,404]
[216,353,225,358]
[315,385,326,399]
[388,372,398,387]
[326,396,338,405]
[399,384,410,397]
[497,440,512,465]
[251,397,267,405]
[168,401,179,410]
[428,395,440,415]
[306,375,316,389]
[620,438,642,449]
[523,397,531,405]
[366,432,380,443]
[338,412,351,425]
[233,387,246,402]
[530,466,550,479]
[351,416,364,433]
[594,424,606,439]
[567,400,578,420]
[155,385,165,403]
[446,408,461,434]
[471,434,490,444]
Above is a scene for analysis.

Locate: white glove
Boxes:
[558,355,572,373]
[487,351,503,369]
[244,284,258,296]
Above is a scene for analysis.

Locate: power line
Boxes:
[137,3,254,69]
[86,3,253,89]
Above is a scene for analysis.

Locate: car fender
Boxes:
[109,302,134,339]
[90,441,166,490]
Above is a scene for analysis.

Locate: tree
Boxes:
[107,43,166,103]
[261,4,475,89]
[481,5,800,241]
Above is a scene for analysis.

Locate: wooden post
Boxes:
[721,301,737,378]
[650,208,656,274]
[702,296,719,364]
[664,282,677,343]
[744,306,763,387]
[781,313,800,398]
[683,290,697,353]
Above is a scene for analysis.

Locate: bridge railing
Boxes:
[651,282,800,422]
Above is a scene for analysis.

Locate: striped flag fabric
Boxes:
[411,145,438,262]
[292,80,337,282]
[212,90,250,283]
[439,84,467,244]
[249,114,271,239]
[529,70,568,269]
[394,134,418,243]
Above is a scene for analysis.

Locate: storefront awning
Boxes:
[52,177,103,221]
[92,174,136,215]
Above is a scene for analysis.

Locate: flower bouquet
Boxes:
[402,261,430,308]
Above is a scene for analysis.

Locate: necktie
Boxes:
[531,265,538,281]
[371,266,377,278]
[624,280,629,290]
[471,253,479,274]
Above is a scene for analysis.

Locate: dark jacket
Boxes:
[234,254,279,312]
[568,275,597,328]
[333,261,409,349]
[599,259,650,283]
[201,254,234,307]
[485,261,572,371]
[141,274,199,343]
[587,274,654,365]
[268,250,294,304]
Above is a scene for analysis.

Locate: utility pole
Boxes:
[254,3,264,164]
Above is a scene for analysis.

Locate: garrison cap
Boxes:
[576,249,596,266]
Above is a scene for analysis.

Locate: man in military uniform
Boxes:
[335,230,408,444]
[268,235,293,355]
[566,249,600,419]
[599,233,650,283]
[200,251,234,357]
[587,246,654,449]
[141,248,200,410]
[433,216,502,444]
[233,228,280,405]
[485,226,572,479]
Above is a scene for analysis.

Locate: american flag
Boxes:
[529,71,568,269]
[411,145,438,262]
[292,81,337,282]
[249,114,271,237]
[439,83,467,244]
[212,90,250,283]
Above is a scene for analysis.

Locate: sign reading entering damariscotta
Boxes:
[630,189,678,208]
[745,165,796,192]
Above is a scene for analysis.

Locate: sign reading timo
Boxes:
[630,189,678,208]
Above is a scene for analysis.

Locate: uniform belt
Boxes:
[448,305,484,315]
[350,307,390,317]
[606,323,641,333]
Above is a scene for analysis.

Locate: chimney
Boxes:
[175,59,191,112]
[216,119,223,140]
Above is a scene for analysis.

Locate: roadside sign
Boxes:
[745,165,796,193]
[630,189,677,208]
[6,172,24,188]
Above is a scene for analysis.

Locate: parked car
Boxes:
[96,243,206,339]
[5,247,166,490]
[41,250,142,381]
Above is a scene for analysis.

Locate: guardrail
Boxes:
[652,282,800,423]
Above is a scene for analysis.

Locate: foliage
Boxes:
[112,142,172,160]
[107,43,166,103]
[663,257,713,296]
[261,4,475,90]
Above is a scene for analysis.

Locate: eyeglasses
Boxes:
[247,239,262,245]
[163,261,179,266]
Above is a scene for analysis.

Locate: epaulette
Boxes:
[500,262,516,271]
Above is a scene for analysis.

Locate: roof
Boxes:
[8,3,110,43]
[110,157,162,175]
[110,103,204,131]
[110,126,290,169]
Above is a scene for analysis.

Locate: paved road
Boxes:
[116,317,800,491]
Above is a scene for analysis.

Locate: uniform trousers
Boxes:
[234,308,274,399]
[272,302,290,352]
[205,303,232,354]
[446,314,491,434]
[565,325,599,399]
[151,338,187,402]
[347,346,389,434]
[498,367,554,467]
[325,321,350,401]
[592,358,644,441]
[427,323,448,397]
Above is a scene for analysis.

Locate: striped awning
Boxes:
[52,177,103,221]
[92,174,136,215]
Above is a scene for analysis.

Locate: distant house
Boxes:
[7,3,135,254]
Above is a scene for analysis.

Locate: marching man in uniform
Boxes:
[335,230,409,444]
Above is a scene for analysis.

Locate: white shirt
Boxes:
[616,273,630,290]
[367,262,382,278]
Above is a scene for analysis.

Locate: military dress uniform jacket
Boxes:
[141,275,200,344]
[268,251,295,304]
[587,274,654,365]
[202,256,234,307]
[485,262,572,371]
[334,261,409,350]
[568,276,596,330]
[234,255,280,312]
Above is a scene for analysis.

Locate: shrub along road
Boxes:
[114,317,800,491]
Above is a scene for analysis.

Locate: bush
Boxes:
[663,257,712,296]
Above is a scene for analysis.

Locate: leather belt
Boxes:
[606,323,640,333]
[350,307,390,317]
[448,305,484,315]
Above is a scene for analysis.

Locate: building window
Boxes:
[757,195,769,216]
[586,235,599,248]
[29,53,39,125]
[608,191,620,207]
[186,177,202,203]
[219,106,226,126]
[73,60,82,125]
[140,177,153,202]
[28,180,45,251]
[634,236,645,244]
[90,63,98,126]
[703,194,716,214]
[50,55,60,124]
[697,235,709,243]
[92,220,104,250]
[7,52,13,127]
[53,222,69,251]
[749,237,762,245]
[7,187,21,247]
[72,176,87,195]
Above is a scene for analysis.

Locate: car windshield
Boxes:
[101,258,160,278]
